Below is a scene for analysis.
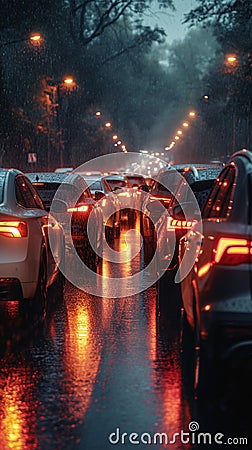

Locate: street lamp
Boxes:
[45,76,77,167]
[0,32,43,48]
[226,54,238,65]
[188,111,196,118]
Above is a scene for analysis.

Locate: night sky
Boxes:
[145,0,197,42]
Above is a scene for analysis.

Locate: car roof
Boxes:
[103,174,126,181]
[0,168,23,176]
[26,172,89,190]
[26,172,69,183]
[230,149,252,164]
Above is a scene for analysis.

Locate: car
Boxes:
[141,164,222,268]
[103,173,135,225]
[54,167,73,173]
[27,172,103,270]
[123,173,147,189]
[155,176,219,316]
[178,150,252,395]
[0,168,65,311]
[81,174,121,240]
[123,173,149,218]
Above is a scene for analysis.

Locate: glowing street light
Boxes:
[226,54,238,64]
[29,34,42,42]
[0,32,43,48]
[105,122,112,128]
[95,111,102,117]
[182,122,189,128]
[177,130,182,135]
[174,136,180,140]
[188,111,196,118]
[112,135,118,140]
[63,77,74,85]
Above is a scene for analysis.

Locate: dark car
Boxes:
[27,172,103,270]
[179,150,252,396]
[103,174,136,225]
[141,164,222,268]
[81,174,121,239]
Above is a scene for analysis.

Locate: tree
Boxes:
[0,0,178,168]
[182,0,252,159]
[68,0,174,45]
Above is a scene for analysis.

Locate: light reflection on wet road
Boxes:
[0,222,251,449]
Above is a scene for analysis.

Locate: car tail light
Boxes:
[0,221,28,238]
[214,237,252,265]
[150,196,170,202]
[167,217,197,230]
[67,205,89,213]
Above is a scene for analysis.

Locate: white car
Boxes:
[0,168,65,309]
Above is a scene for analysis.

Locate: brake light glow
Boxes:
[167,217,197,230]
[67,205,89,213]
[214,237,252,265]
[0,221,28,238]
[150,196,170,202]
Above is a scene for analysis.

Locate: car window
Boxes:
[203,166,236,219]
[15,175,44,209]
[89,180,102,191]
[82,185,92,198]
[106,179,126,190]
[126,176,145,186]
[34,182,61,208]
[153,172,180,195]
[0,172,6,203]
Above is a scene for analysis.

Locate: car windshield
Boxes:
[152,172,179,195]
[34,182,82,207]
[126,176,145,186]
[33,182,62,207]
[0,172,6,203]
[106,179,126,190]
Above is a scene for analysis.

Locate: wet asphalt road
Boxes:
[0,222,251,450]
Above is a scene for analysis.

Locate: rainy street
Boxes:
[0,220,251,450]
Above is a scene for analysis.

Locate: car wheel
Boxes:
[192,305,216,402]
[35,251,47,318]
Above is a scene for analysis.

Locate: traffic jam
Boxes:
[1,0,252,449]
[0,151,252,449]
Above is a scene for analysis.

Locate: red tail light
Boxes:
[167,217,197,230]
[0,221,28,238]
[214,237,252,265]
[150,196,170,202]
[67,205,89,213]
